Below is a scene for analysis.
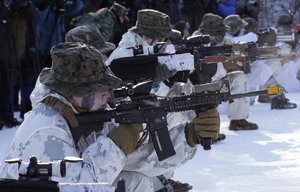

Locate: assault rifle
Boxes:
[76,80,283,161]
[1,156,125,192]
[115,41,288,86]
[184,42,254,82]
[161,41,254,67]
[128,35,211,56]
[110,49,249,85]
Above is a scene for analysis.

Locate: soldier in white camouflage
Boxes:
[107,9,220,192]
[256,30,298,109]
[0,42,149,187]
[223,15,294,110]
[193,13,259,131]
[257,0,299,108]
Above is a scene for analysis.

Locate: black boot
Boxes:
[212,133,226,144]
[156,175,193,192]
[167,179,193,192]
[271,94,297,110]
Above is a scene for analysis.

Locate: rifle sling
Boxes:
[41,96,104,144]
[42,96,79,129]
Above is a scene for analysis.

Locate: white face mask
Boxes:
[70,91,111,112]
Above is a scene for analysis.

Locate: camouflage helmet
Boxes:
[129,9,173,39]
[243,17,258,33]
[277,14,293,26]
[197,13,230,36]
[39,42,121,97]
[109,2,127,18]
[65,25,116,55]
[70,12,97,27]
[224,14,247,35]
[257,28,277,46]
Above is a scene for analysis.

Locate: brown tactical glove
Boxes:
[108,123,143,155]
[185,108,220,147]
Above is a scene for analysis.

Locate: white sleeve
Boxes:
[122,124,197,177]
[0,107,126,185]
[106,31,156,65]
[211,62,227,82]
[225,32,258,43]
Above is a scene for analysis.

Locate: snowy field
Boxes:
[174,92,300,192]
[0,92,300,192]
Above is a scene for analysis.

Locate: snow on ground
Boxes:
[0,93,300,192]
[173,92,300,192]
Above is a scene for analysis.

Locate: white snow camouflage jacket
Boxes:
[0,75,196,187]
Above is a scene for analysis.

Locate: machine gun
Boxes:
[180,42,254,83]
[110,47,250,86]
[184,41,253,78]
[122,38,252,84]
[128,35,211,56]
[1,156,125,192]
[76,80,283,161]
[112,40,282,86]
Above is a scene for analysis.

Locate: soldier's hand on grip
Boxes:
[185,108,220,147]
[108,123,143,155]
